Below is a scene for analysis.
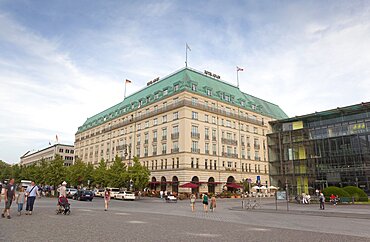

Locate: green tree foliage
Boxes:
[67,159,88,186]
[128,156,150,191]
[343,186,368,202]
[107,156,127,188]
[46,155,66,187]
[94,159,108,188]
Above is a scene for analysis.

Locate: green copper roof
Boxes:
[77,68,288,133]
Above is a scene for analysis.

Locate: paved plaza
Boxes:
[1,197,370,242]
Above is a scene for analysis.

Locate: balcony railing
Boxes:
[191,148,200,153]
[222,152,238,158]
[221,138,238,146]
[171,148,179,153]
[162,136,167,141]
[191,132,200,139]
[171,133,179,140]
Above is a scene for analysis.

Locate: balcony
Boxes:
[205,135,210,140]
[162,136,167,141]
[191,132,200,139]
[191,148,200,153]
[222,152,238,158]
[221,138,238,146]
[171,132,179,140]
[171,148,179,153]
[152,138,157,143]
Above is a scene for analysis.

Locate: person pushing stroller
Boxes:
[56,181,70,215]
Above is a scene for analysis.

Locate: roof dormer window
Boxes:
[192,84,197,91]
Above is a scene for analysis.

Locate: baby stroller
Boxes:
[56,196,71,215]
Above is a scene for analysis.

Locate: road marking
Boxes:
[127,220,147,224]
[78,209,93,212]
[115,212,130,215]
[249,228,271,231]
[186,233,220,238]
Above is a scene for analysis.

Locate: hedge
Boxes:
[322,186,350,202]
[343,186,368,202]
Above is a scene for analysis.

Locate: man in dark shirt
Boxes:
[1,178,16,219]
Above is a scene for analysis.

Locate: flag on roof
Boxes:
[186,43,191,51]
[125,79,132,84]
[237,66,244,71]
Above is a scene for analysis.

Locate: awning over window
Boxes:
[225,183,243,189]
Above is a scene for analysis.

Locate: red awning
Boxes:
[226,183,243,189]
[208,182,223,185]
[179,182,199,188]
[149,181,160,185]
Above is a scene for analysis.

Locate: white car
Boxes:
[107,188,120,198]
[94,189,105,197]
[115,191,135,201]
[66,188,78,198]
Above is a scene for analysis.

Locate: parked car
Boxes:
[115,191,135,201]
[94,189,105,197]
[107,187,120,198]
[66,188,78,198]
[165,195,177,203]
[73,190,94,201]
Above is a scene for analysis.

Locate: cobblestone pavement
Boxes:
[1,197,369,242]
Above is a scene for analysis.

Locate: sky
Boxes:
[1,0,370,164]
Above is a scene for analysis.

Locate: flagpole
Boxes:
[124,80,127,100]
[237,69,239,88]
[185,43,188,68]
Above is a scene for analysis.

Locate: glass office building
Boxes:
[268,102,370,195]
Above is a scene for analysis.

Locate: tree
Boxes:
[45,155,66,187]
[94,159,108,188]
[107,155,127,188]
[67,159,88,186]
[127,156,150,191]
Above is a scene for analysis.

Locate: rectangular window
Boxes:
[174,84,179,91]
[205,114,209,122]
[192,111,198,120]
[192,97,198,105]
[173,112,179,120]
[207,89,212,96]
[192,84,197,91]
[153,118,158,126]
[163,89,168,95]
[162,115,167,123]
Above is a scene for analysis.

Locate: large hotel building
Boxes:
[75,68,287,193]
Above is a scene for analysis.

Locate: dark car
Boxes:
[73,190,94,201]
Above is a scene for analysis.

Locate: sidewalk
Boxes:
[231,200,370,219]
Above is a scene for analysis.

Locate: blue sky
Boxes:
[1,1,370,164]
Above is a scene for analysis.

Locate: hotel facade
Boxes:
[75,68,287,193]
[20,144,75,167]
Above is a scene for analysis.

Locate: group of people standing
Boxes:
[1,178,39,219]
[190,193,216,213]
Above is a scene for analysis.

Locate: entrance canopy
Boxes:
[226,183,243,189]
[179,182,199,188]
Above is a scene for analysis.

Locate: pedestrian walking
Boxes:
[210,195,216,212]
[319,193,325,210]
[25,181,39,215]
[1,178,16,219]
[104,188,110,211]
[190,193,196,212]
[57,181,67,211]
[202,193,209,213]
[16,187,26,216]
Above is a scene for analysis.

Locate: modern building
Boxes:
[268,102,370,195]
[75,67,287,193]
[20,144,75,166]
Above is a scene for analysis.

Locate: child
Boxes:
[16,187,26,216]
